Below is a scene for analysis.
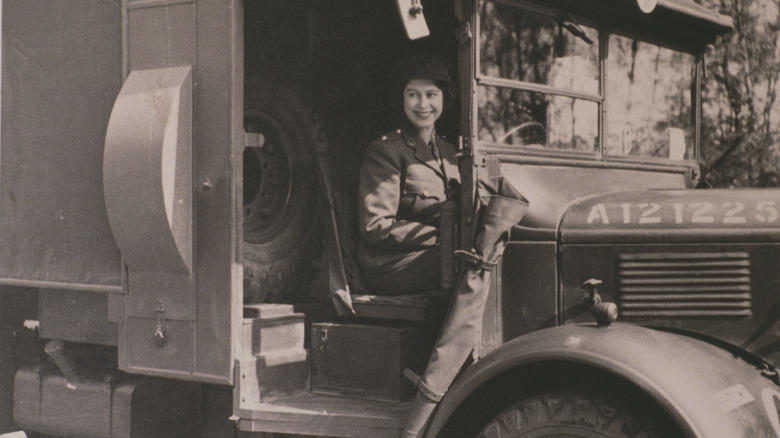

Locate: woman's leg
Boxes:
[363,245,442,295]
[403,179,529,438]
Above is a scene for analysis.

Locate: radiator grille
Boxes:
[616,252,752,318]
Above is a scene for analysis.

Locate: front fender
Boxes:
[426,323,780,438]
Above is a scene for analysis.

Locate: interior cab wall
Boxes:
[245,0,460,190]
[1,0,462,386]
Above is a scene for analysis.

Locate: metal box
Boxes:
[13,364,200,438]
[311,323,429,402]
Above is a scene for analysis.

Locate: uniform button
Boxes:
[410,140,416,146]
[396,129,401,134]
[382,136,388,140]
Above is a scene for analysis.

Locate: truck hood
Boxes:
[559,189,780,244]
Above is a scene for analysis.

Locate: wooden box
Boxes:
[311,322,429,402]
[242,304,305,356]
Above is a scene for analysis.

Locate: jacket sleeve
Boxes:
[358,141,438,249]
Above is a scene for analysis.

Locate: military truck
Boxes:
[3,0,780,437]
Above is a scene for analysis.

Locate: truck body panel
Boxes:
[2,0,244,385]
[0,0,123,292]
[498,160,692,236]
[560,189,780,243]
[114,0,243,385]
[428,323,780,438]
[6,1,780,437]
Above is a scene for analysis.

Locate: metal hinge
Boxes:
[457,136,472,158]
[456,22,472,46]
[459,136,487,167]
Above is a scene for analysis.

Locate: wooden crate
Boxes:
[311,322,430,402]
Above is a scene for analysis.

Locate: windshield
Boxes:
[477,1,698,162]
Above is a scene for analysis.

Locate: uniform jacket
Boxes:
[358,126,460,271]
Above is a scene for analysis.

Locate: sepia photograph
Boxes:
[2,0,780,437]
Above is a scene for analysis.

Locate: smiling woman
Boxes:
[357,54,459,295]
[403,79,444,140]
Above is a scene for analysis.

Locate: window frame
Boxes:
[473,0,702,168]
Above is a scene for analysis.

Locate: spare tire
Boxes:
[242,76,324,303]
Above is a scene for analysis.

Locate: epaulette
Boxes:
[380,129,403,142]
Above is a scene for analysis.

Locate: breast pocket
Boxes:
[399,177,444,220]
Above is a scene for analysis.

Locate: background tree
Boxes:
[700,0,780,187]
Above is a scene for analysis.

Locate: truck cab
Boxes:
[4,1,780,437]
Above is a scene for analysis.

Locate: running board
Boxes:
[236,392,409,438]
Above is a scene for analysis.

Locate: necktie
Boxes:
[429,140,447,180]
[429,140,441,162]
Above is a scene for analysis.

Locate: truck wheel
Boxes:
[243,76,325,303]
[476,392,681,438]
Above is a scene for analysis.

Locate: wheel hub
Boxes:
[243,111,296,244]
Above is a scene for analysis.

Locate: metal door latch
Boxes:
[155,302,167,348]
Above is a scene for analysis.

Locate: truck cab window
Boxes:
[605,36,696,161]
[477,1,600,152]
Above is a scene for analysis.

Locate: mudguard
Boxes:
[425,323,780,437]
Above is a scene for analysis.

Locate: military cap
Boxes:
[393,54,454,86]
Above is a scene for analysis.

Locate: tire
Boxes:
[242,75,324,303]
[476,391,681,438]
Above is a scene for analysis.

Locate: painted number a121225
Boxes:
[585,201,779,225]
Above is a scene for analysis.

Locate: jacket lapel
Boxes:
[404,129,445,178]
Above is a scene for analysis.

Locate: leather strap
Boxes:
[454,250,498,270]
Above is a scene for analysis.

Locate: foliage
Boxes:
[470,0,779,186]
[476,2,693,159]
[700,0,780,187]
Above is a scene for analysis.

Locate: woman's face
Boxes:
[403,79,444,133]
